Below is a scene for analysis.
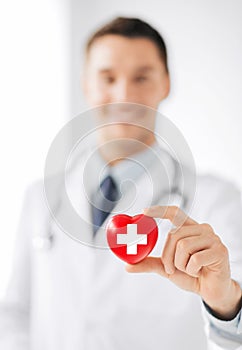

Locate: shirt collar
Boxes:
[96,141,161,187]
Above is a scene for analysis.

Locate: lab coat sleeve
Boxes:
[201,179,242,349]
[202,306,242,350]
[0,184,35,349]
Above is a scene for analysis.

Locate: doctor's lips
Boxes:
[99,105,149,123]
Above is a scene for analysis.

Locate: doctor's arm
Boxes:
[126,203,242,348]
[0,187,32,349]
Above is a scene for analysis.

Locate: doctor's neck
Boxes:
[97,133,156,167]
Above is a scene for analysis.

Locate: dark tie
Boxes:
[91,175,119,235]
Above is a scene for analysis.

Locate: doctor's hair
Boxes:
[85,17,169,73]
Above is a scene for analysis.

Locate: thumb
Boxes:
[125,257,168,277]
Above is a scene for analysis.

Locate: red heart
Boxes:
[106,214,158,264]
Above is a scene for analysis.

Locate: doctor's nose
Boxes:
[110,79,139,104]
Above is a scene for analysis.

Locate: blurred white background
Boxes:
[0,0,71,297]
[0,0,241,297]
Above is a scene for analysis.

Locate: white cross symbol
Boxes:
[117,224,147,255]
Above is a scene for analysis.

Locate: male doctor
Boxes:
[0,17,242,350]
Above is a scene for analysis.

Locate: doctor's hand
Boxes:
[126,206,242,320]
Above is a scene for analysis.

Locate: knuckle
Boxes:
[220,244,229,257]
[213,233,222,244]
[209,233,223,247]
[174,260,184,272]
[210,235,229,257]
[176,239,187,252]
[200,223,213,233]
[189,254,200,268]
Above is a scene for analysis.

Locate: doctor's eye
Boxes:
[102,76,115,84]
[134,76,148,83]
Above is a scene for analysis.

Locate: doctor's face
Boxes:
[83,35,170,147]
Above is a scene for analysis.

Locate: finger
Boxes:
[143,205,197,227]
[126,257,200,294]
[174,235,213,273]
[162,225,202,274]
[186,246,229,277]
[125,257,168,277]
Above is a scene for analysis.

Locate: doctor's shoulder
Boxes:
[195,173,241,208]
[192,173,242,237]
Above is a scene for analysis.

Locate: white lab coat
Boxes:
[0,146,242,350]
